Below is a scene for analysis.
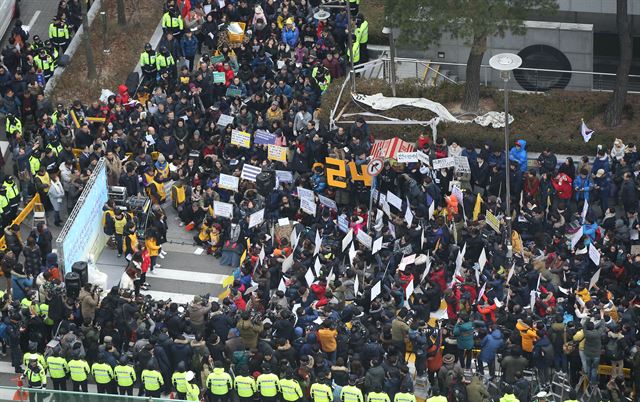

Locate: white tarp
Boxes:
[353,93,514,129]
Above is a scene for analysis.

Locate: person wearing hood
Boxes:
[281,18,299,48]
[466,374,490,402]
[610,138,626,162]
[477,325,503,379]
[532,329,554,383]
[509,140,528,174]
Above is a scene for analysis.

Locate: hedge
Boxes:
[319,77,640,155]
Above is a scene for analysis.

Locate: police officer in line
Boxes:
[161,5,184,39]
[393,384,416,402]
[310,372,333,402]
[171,362,188,400]
[46,349,69,391]
[3,175,20,220]
[48,16,70,51]
[5,113,22,147]
[367,384,390,402]
[68,351,90,392]
[257,365,280,402]
[234,366,257,402]
[23,344,46,371]
[279,369,303,402]
[206,361,232,402]
[340,376,364,402]
[114,355,136,396]
[185,371,200,402]
[91,354,115,394]
[140,43,158,84]
[142,361,164,397]
[23,355,47,402]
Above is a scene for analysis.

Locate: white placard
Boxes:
[297,187,315,203]
[259,247,265,265]
[218,173,239,191]
[417,151,430,165]
[405,206,414,227]
[300,198,317,216]
[318,194,338,210]
[589,268,601,289]
[451,186,464,204]
[372,236,383,255]
[314,257,321,276]
[386,191,402,210]
[370,281,382,301]
[453,156,471,173]
[477,282,487,302]
[581,200,589,222]
[354,274,360,296]
[588,243,601,266]
[275,170,294,183]
[428,201,435,220]
[571,227,584,250]
[305,267,315,286]
[314,230,322,256]
[217,114,234,127]
[248,209,265,228]
[356,230,372,249]
[213,201,233,218]
[282,253,294,273]
[278,217,290,227]
[278,277,287,292]
[342,229,353,251]
[478,248,487,271]
[432,157,455,169]
[506,263,515,284]
[397,152,418,163]
[402,254,416,266]
[405,279,414,299]
[420,252,431,283]
[349,243,357,265]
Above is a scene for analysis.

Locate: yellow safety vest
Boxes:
[140,51,157,68]
[46,356,68,379]
[142,369,164,391]
[310,383,333,402]
[29,156,41,175]
[162,12,184,30]
[114,216,127,235]
[348,41,360,64]
[37,172,50,193]
[172,184,186,208]
[114,365,136,387]
[367,392,391,402]
[234,375,257,398]
[186,383,200,401]
[91,362,114,384]
[68,359,90,382]
[394,392,416,402]
[156,53,176,70]
[0,196,9,213]
[206,369,233,395]
[4,181,19,200]
[280,378,303,401]
[172,371,188,393]
[5,118,21,136]
[23,353,47,370]
[341,385,364,402]
[358,20,369,44]
[24,365,47,387]
[257,373,280,397]
[157,164,169,180]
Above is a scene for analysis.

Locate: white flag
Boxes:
[478,248,487,271]
[581,200,589,222]
[506,263,515,284]
[428,201,435,220]
[354,274,360,296]
[477,282,487,302]
[314,230,322,256]
[589,268,601,289]
[581,120,594,143]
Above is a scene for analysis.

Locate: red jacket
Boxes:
[552,173,573,200]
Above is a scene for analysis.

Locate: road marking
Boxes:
[150,268,228,284]
[27,10,41,31]
[139,290,198,305]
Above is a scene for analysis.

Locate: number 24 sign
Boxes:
[325,157,372,188]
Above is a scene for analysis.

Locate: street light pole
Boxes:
[489,53,522,260]
[382,26,397,97]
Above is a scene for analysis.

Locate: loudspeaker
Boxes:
[65,272,81,299]
[71,261,88,286]
[125,72,140,97]
[256,171,275,196]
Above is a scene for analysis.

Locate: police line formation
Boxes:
[1,0,640,402]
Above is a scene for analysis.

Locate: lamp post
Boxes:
[382,26,397,97]
[489,53,522,260]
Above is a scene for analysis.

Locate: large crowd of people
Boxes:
[1,1,640,402]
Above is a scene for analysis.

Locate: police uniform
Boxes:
[234,374,257,402]
[206,367,232,402]
[310,382,333,402]
[393,392,416,402]
[91,361,115,394]
[367,391,391,402]
[48,20,70,49]
[172,370,188,400]
[280,377,303,402]
[46,354,69,390]
[140,48,158,81]
[161,9,184,38]
[256,371,280,402]
[68,357,90,392]
[141,368,164,397]
[340,385,364,402]
[24,360,47,402]
[113,213,128,257]
[114,363,136,395]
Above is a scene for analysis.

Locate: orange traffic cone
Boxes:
[12,377,29,401]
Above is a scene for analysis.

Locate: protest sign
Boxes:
[417,151,430,165]
[248,209,265,228]
[318,194,338,211]
[486,210,500,233]
[275,170,293,183]
[254,130,276,145]
[225,88,242,97]
[386,191,402,210]
[297,187,315,203]
[231,130,251,148]
[588,243,601,266]
[300,198,317,216]
[218,173,239,191]
[213,201,233,218]
[396,152,418,163]
[432,157,455,169]
[356,230,372,249]
[213,72,226,84]
[453,156,471,173]
[268,145,287,161]
[216,114,234,127]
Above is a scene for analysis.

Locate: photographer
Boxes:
[78,283,100,323]
[187,295,212,336]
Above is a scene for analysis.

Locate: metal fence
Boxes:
[359,56,640,93]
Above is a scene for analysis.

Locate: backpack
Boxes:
[447,378,468,402]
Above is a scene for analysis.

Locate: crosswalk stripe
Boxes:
[149,268,228,284]
[140,290,198,305]
[0,361,16,374]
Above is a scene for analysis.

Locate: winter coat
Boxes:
[187,303,212,328]
[532,335,554,368]
[583,327,604,359]
[48,179,65,212]
[281,26,299,47]
[573,174,591,201]
[79,288,98,322]
[453,321,474,350]
[466,376,491,402]
[22,246,42,277]
[478,329,503,363]
[180,35,198,58]
[509,140,528,173]
[11,270,32,300]
[171,338,193,369]
[237,319,263,349]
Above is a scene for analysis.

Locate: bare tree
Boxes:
[117,0,127,26]
[82,0,97,80]
[604,0,632,127]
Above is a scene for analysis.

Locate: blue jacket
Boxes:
[311,172,327,193]
[453,321,474,350]
[509,140,528,173]
[592,155,611,175]
[573,174,591,201]
[479,329,503,362]
[180,35,198,58]
[12,273,32,301]
[281,26,299,47]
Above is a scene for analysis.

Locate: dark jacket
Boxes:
[478,329,503,363]
[170,338,193,370]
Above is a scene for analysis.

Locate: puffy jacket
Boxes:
[532,335,554,368]
[515,320,538,353]
[281,26,299,47]
[509,140,528,173]
[453,321,474,350]
[478,329,503,363]
[573,174,591,201]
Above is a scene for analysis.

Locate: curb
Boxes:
[43,0,103,96]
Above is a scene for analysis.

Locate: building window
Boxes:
[513,45,572,91]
